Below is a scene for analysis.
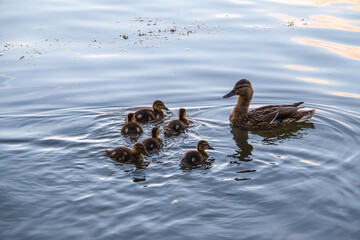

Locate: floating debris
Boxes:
[171,200,178,205]
[19,56,25,60]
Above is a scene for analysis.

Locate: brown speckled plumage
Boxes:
[121,113,143,136]
[134,100,168,123]
[142,127,163,152]
[223,79,315,130]
[180,140,214,169]
[105,142,148,165]
[164,108,189,135]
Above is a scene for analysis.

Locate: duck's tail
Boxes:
[292,102,304,107]
[297,109,315,122]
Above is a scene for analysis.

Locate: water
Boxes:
[1,0,360,239]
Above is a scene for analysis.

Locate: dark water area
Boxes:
[1,0,360,239]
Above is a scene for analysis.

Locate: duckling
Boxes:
[142,127,163,152]
[164,108,189,135]
[223,79,315,130]
[180,140,214,169]
[134,100,169,123]
[121,113,143,136]
[105,142,149,165]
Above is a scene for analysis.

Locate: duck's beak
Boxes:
[223,89,235,98]
[208,145,215,150]
[163,106,169,111]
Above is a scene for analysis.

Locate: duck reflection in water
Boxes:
[230,122,315,162]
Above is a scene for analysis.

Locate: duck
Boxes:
[163,108,189,135]
[105,142,149,165]
[223,79,315,130]
[142,127,163,152]
[134,100,169,123]
[180,140,214,169]
[121,113,143,136]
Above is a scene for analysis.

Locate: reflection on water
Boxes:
[293,37,360,60]
[230,127,254,162]
[300,159,321,166]
[296,77,335,85]
[309,15,360,32]
[266,0,360,8]
[285,65,317,71]
[252,122,315,144]
[331,92,360,98]
[229,122,316,163]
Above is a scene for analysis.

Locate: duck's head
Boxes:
[153,100,169,111]
[197,140,214,151]
[223,79,253,99]
[133,142,149,156]
[178,108,187,120]
[126,113,136,123]
[151,126,161,138]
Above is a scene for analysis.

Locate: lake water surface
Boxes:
[1,0,360,239]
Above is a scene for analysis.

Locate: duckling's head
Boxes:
[126,113,136,123]
[151,126,161,138]
[178,108,187,120]
[133,142,149,156]
[153,100,169,111]
[197,140,214,151]
[223,79,253,99]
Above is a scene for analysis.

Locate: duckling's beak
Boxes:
[163,106,169,111]
[223,89,235,98]
[208,145,214,150]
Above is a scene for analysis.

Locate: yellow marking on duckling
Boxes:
[110,151,116,157]
[151,144,154,148]
[124,128,128,134]
[137,114,142,119]
[136,127,140,132]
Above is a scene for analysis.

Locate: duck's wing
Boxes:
[277,106,300,119]
[263,110,279,123]
[252,102,304,121]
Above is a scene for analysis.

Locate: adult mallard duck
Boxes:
[180,140,214,169]
[121,113,143,136]
[105,142,149,165]
[223,79,315,130]
[142,127,163,152]
[163,108,189,135]
[134,100,169,123]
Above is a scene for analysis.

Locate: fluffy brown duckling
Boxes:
[142,127,163,152]
[223,79,315,130]
[180,140,214,169]
[121,113,143,136]
[105,142,149,165]
[164,108,189,135]
[134,100,169,123]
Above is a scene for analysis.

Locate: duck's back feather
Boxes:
[180,150,205,168]
[232,102,314,130]
[134,108,156,122]
[142,138,162,151]
[164,119,188,134]
[121,122,143,136]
